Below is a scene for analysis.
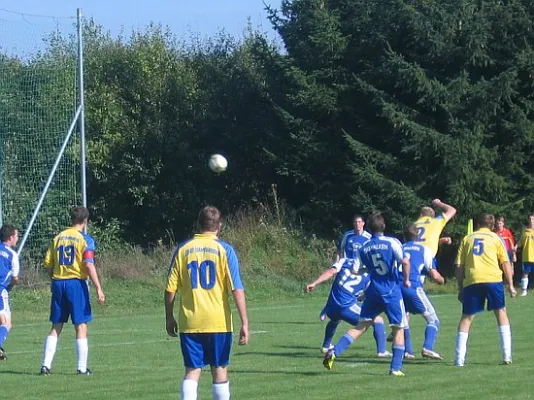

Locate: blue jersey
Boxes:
[401,241,433,288]
[326,257,370,309]
[359,234,404,295]
[0,243,20,290]
[338,230,372,259]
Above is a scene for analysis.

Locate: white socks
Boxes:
[455,331,469,366]
[42,335,58,369]
[181,379,198,400]
[521,277,529,291]
[76,338,89,372]
[212,381,230,400]
[498,325,512,362]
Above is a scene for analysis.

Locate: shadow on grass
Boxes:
[232,369,324,376]
[0,369,71,376]
[259,321,321,325]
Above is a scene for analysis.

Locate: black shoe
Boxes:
[0,347,6,360]
[77,369,93,375]
[40,366,51,375]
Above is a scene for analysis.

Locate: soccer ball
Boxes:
[208,154,228,173]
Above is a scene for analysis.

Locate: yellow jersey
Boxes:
[166,233,244,333]
[44,227,96,280]
[455,228,508,287]
[414,213,449,257]
[518,228,534,263]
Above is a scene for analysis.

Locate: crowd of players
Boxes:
[306,199,534,376]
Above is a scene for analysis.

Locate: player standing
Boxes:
[517,213,534,296]
[454,213,516,366]
[337,214,372,261]
[165,206,249,400]
[0,225,20,360]
[401,224,445,360]
[305,257,389,357]
[323,214,410,376]
[494,216,516,265]
[40,207,105,375]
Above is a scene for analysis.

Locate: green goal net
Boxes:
[0,9,82,268]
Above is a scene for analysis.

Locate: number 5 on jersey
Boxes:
[371,254,388,275]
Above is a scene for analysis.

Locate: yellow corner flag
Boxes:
[467,219,473,235]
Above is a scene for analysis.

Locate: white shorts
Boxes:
[0,289,11,317]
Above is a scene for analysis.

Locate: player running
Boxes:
[400,224,445,360]
[323,214,410,376]
[305,257,389,358]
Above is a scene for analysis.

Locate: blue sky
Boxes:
[0,0,278,40]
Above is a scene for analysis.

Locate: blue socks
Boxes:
[391,345,405,372]
[373,321,387,354]
[0,325,9,347]
[333,333,354,357]
[322,320,340,349]
[404,327,413,355]
[424,321,440,351]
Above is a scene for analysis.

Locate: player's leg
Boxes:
[400,287,417,358]
[41,280,68,374]
[371,315,389,357]
[486,282,512,364]
[403,313,414,358]
[208,332,233,400]
[414,287,442,359]
[70,279,93,375]
[0,289,12,359]
[383,292,407,376]
[520,263,532,296]
[323,296,378,370]
[321,306,341,353]
[180,333,205,400]
[455,284,484,366]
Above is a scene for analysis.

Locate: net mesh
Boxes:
[0,9,80,262]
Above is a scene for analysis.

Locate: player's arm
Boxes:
[455,238,466,302]
[7,253,21,291]
[401,257,411,288]
[497,238,517,297]
[423,247,444,284]
[83,237,105,304]
[164,289,178,337]
[232,289,249,345]
[431,199,457,221]
[439,237,452,245]
[44,243,55,279]
[305,267,337,293]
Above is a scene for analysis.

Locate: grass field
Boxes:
[1,285,533,400]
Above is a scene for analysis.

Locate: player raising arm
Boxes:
[305,257,389,358]
[323,214,410,377]
[40,207,105,376]
[414,199,456,258]
[165,206,248,400]
[0,225,20,360]
[454,213,516,367]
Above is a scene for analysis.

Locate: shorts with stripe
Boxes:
[401,286,436,317]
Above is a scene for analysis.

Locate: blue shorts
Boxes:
[402,286,436,316]
[523,262,534,273]
[360,287,407,327]
[0,288,11,317]
[180,332,233,369]
[462,282,505,315]
[50,279,92,325]
[323,302,361,326]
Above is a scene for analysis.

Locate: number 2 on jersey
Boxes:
[58,245,75,266]
[187,260,216,289]
[417,227,426,241]
[338,269,363,293]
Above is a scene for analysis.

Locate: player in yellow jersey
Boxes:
[516,213,534,296]
[414,199,456,258]
[454,213,516,367]
[40,207,105,376]
[165,206,249,400]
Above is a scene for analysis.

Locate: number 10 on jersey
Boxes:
[187,260,217,289]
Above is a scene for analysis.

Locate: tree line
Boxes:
[2,1,534,272]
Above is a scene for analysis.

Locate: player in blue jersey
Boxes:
[401,224,445,360]
[337,214,372,261]
[324,214,410,376]
[0,225,20,360]
[40,207,105,376]
[305,257,389,358]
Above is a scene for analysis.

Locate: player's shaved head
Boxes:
[71,206,89,225]
[420,207,435,218]
[367,214,385,234]
[477,213,494,229]
[198,206,222,232]
[404,224,418,241]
